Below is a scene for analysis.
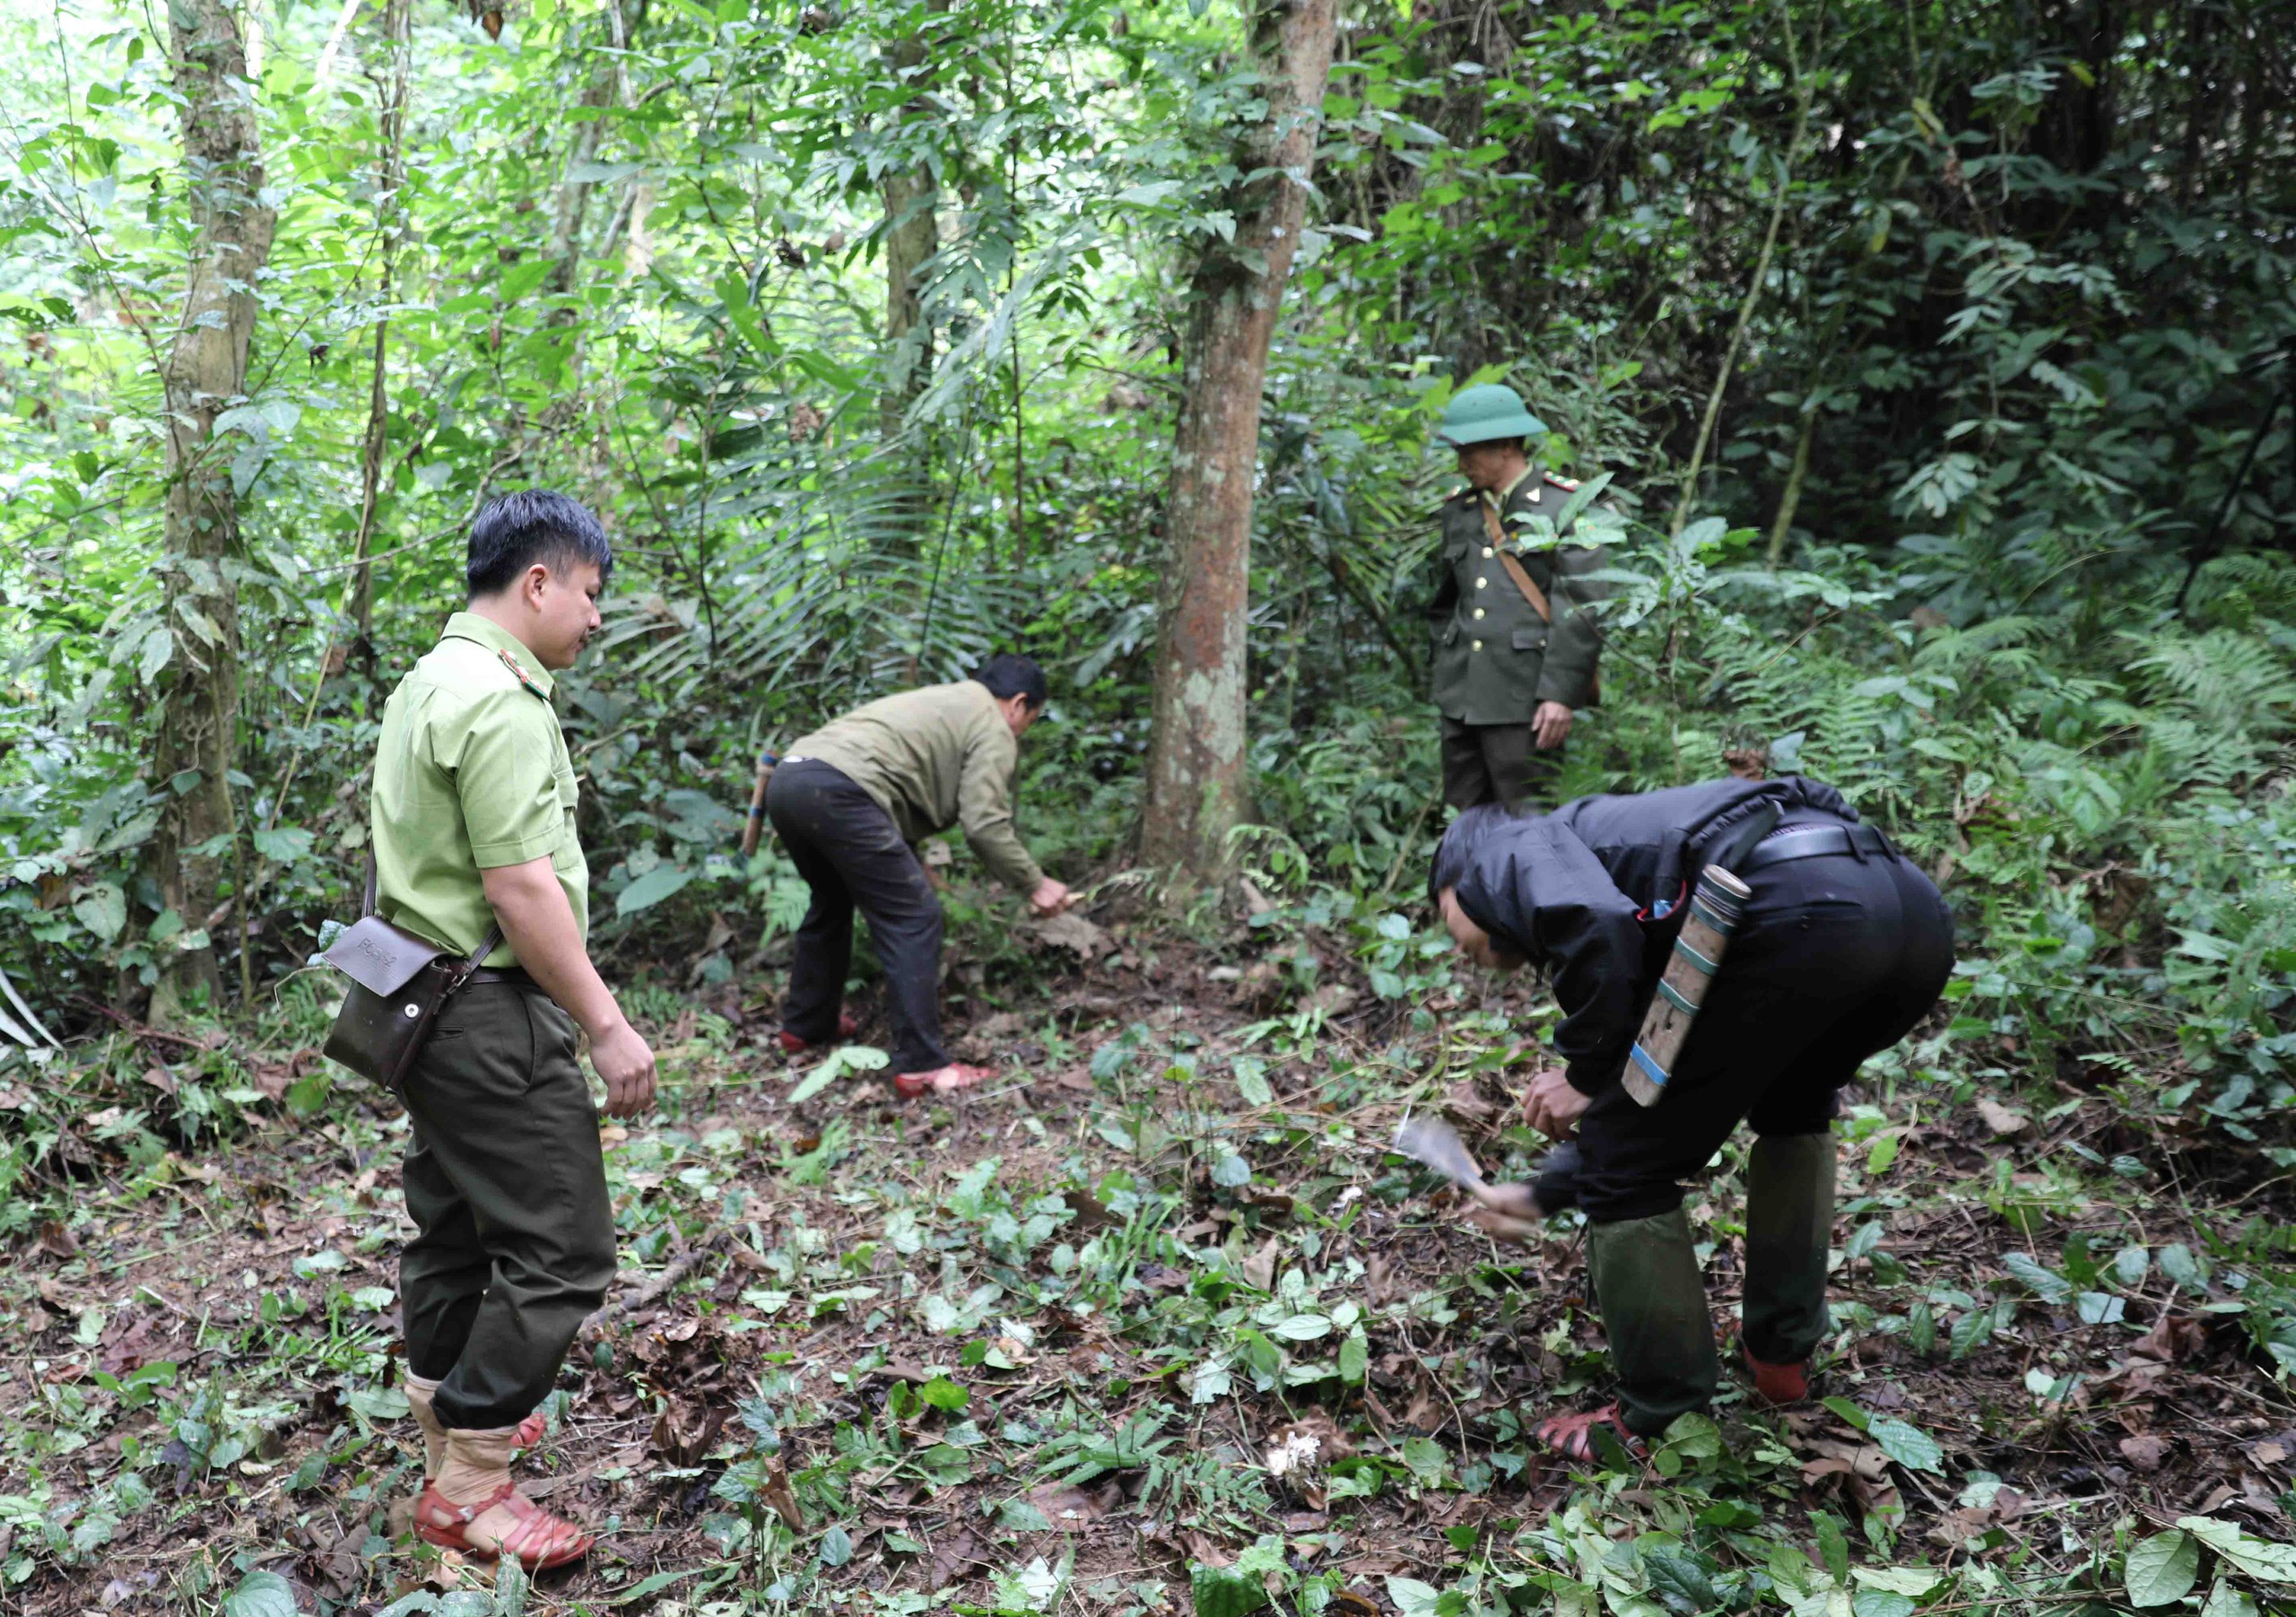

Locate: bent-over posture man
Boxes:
[372,491,657,1568]
[769,654,1068,1097]
[1428,775,1953,1457]
[1425,383,1608,813]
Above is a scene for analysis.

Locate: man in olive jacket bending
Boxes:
[768,654,1068,1098]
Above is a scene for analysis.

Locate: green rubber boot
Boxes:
[1742,1132,1837,1375]
[1587,1205,1718,1438]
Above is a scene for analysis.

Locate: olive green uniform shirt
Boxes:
[371,613,587,967]
[1426,468,1608,726]
[787,681,1045,893]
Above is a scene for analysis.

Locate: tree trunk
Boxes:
[146,0,277,1014]
[880,29,940,555]
[1138,0,1336,879]
[348,0,413,662]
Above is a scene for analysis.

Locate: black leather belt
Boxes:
[1736,821,1894,873]
[465,966,540,989]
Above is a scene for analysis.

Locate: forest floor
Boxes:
[4,903,2294,1616]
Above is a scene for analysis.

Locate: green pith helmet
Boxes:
[1435,383,1549,448]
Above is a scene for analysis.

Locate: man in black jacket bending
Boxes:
[1428,776,1954,1459]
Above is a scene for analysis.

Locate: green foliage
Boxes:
[1,0,2294,1601]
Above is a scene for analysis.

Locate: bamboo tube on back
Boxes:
[1622,865,1752,1106]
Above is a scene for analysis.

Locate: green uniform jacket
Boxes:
[1426,472,1608,726]
[788,680,1045,893]
[371,613,588,968]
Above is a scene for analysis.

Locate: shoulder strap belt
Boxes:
[1480,500,1552,624]
[362,851,502,979]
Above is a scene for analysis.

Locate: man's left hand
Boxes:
[1523,1066,1591,1138]
[1532,701,1574,749]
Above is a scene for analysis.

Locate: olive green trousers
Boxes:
[1587,1132,1836,1437]
[397,983,616,1431]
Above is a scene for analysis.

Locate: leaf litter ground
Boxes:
[4,913,2294,1615]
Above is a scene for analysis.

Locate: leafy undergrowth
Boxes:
[4,904,2296,1617]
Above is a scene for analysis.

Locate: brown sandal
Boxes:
[413,1481,594,1569]
[1535,1402,1650,1465]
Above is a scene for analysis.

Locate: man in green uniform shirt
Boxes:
[769,655,1068,1097]
[1425,383,1608,812]
[370,490,656,1570]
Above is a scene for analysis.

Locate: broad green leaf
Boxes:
[1383,1578,1443,1617]
[2000,1250,2072,1303]
[138,624,174,683]
[1866,1415,1945,1474]
[1643,1548,1718,1610]
[251,826,315,862]
[2202,1581,2261,1617]
[615,863,695,917]
[787,1044,888,1103]
[222,1569,303,1617]
[1400,1435,1448,1482]
[1851,1568,1944,1596]
[1193,1563,1271,1617]
[2179,1517,2296,1584]
[1270,1313,1331,1341]
[73,881,126,942]
[2126,1530,2199,1606]
[1851,1594,1914,1617]
[1231,1055,1273,1107]
[2157,1244,2212,1294]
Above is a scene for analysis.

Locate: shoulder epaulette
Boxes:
[497,648,550,699]
[1544,472,1581,491]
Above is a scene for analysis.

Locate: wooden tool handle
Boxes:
[739,757,773,858]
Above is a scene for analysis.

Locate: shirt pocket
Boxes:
[1510,623,1549,652]
[549,768,580,865]
[1441,621,1462,647]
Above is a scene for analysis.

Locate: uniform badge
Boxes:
[497,648,550,699]
[1544,473,1581,491]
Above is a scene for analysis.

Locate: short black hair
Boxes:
[970,652,1048,709]
[465,490,613,598]
[1427,803,1515,914]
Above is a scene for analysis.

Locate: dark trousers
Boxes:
[1439,717,1561,812]
[398,983,616,1430]
[1574,845,1956,1224]
[767,759,949,1074]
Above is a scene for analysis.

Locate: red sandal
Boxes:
[1535,1402,1650,1465]
[414,1481,594,1570]
[894,1062,1001,1099]
[777,1012,861,1056]
[1740,1340,1811,1405]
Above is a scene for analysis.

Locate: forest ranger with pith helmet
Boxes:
[1424,383,1610,813]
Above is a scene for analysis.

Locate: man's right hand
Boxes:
[1029,878,1072,917]
[589,1019,657,1117]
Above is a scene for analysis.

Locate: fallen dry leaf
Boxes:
[1025,1480,1119,1528]
[2118,1434,2171,1472]
[1976,1097,2029,1136]
[928,1524,987,1590]
[2130,1314,2206,1364]
[37,1221,80,1261]
[1030,909,1109,961]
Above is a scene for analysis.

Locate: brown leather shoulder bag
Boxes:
[321,865,500,1094]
